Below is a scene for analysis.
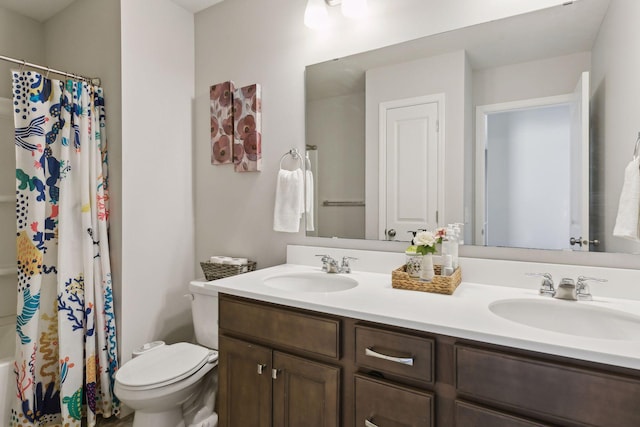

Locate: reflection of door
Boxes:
[475,72,590,250]
[569,71,590,251]
[379,95,443,240]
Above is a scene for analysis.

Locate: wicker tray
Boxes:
[392,264,462,295]
[200,260,257,281]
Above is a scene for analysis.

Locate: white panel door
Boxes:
[381,100,440,240]
[569,71,590,251]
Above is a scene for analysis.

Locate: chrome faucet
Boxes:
[553,276,607,301]
[315,254,357,273]
[526,273,555,297]
[554,278,577,300]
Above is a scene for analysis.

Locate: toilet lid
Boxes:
[116,343,215,390]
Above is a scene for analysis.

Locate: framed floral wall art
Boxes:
[210,81,235,165]
[233,84,262,172]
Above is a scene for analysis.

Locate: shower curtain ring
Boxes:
[19,60,26,72]
[45,67,50,78]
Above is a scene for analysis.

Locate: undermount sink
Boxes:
[263,272,358,293]
[489,298,640,341]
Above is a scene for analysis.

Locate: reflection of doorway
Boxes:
[475,72,590,250]
[379,94,444,240]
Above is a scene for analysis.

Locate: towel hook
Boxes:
[634,132,640,160]
[279,148,303,170]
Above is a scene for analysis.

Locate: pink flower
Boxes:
[241,85,256,99]
[244,131,261,161]
[211,116,219,138]
[251,96,261,113]
[222,117,233,136]
[212,135,231,163]
[210,84,222,100]
[236,115,256,140]
[233,98,243,120]
[233,142,245,164]
[218,85,232,107]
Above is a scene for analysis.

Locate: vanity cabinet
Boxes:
[218,295,342,427]
[218,294,640,427]
[455,344,640,427]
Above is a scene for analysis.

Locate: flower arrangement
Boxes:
[411,228,446,255]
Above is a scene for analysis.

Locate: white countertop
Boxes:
[196,262,640,371]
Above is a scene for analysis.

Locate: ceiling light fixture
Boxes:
[304,0,369,29]
[304,0,330,29]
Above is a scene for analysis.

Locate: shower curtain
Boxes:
[10,70,119,426]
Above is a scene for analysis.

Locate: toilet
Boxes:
[114,281,220,427]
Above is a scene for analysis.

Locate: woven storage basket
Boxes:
[392,264,462,295]
[200,260,257,281]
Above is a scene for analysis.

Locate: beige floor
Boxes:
[96,414,133,426]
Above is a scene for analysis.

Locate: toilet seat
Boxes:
[116,343,218,391]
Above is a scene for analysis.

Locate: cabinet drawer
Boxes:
[355,374,433,427]
[455,345,640,427]
[219,295,340,359]
[455,401,549,427]
[355,325,434,384]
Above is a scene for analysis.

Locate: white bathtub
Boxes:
[0,315,15,424]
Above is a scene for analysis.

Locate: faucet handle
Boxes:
[340,256,358,273]
[315,254,332,271]
[525,273,555,297]
[576,276,607,301]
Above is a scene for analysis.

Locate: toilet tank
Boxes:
[188,281,219,349]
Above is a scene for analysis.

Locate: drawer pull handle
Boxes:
[365,347,414,366]
[365,419,379,427]
[257,364,267,375]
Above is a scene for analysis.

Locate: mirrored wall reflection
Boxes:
[306,0,640,255]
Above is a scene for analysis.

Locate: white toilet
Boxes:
[114,281,220,427]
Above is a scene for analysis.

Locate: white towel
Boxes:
[273,168,305,232]
[305,169,315,231]
[613,157,640,241]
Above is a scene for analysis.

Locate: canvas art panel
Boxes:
[210,81,235,165]
[233,83,262,172]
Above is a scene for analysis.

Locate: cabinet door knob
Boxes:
[365,419,379,427]
[257,363,267,375]
[365,347,414,366]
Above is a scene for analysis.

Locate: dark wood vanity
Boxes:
[217,293,640,427]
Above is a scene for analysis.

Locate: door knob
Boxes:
[569,237,600,247]
[386,229,396,239]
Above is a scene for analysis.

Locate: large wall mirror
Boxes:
[305,0,640,256]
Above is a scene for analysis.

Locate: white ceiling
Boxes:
[0,0,224,22]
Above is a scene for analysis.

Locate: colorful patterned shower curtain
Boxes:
[10,70,119,427]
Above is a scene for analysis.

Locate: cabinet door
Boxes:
[272,351,340,427]
[219,335,272,427]
[355,374,433,427]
